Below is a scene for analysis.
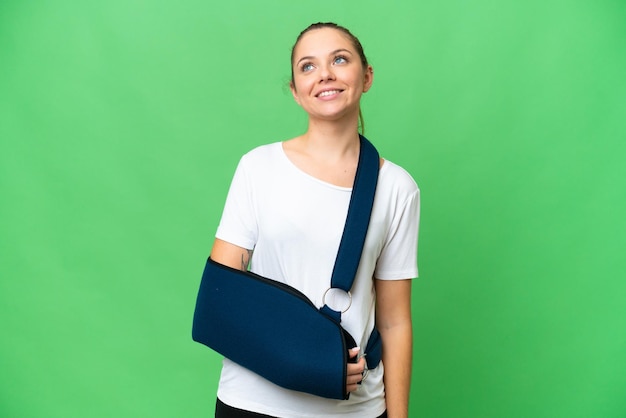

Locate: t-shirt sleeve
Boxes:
[374,187,420,280]
[215,156,258,250]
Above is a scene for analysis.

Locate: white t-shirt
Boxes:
[214,141,420,418]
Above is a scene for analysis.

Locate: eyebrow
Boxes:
[296,48,353,66]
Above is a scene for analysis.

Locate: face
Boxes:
[290,28,373,123]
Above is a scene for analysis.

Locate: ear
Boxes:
[362,65,374,93]
[290,81,301,106]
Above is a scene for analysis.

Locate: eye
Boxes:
[333,55,348,65]
[301,62,315,72]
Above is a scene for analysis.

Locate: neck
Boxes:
[302,113,361,157]
[282,113,363,188]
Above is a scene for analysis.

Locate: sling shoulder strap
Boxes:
[329,134,380,292]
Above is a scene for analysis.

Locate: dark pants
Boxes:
[216,398,388,418]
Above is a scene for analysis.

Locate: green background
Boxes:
[1,0,625,417]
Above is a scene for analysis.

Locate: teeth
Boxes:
[319,90,340,97]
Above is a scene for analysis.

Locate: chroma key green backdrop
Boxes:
[1,1,625,417]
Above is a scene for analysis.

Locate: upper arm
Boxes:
[374,279,413,329]
[210,238,253,271]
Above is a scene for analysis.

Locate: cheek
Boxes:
[290,85,301,104]
[291,80,309,105]
[344,68,365,87]
[293,78,314,97]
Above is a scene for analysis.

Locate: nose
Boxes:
[319,63,336,82]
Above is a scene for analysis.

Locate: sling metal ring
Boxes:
[322,288,352,313]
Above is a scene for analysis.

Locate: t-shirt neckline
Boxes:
[277,142,354,192]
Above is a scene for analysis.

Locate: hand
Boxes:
[346,347,366,393]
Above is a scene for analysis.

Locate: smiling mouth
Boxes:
[317,89,343,98]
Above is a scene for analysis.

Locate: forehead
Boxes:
[293,28,355,59]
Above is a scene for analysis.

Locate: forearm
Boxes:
[380,321,413,418]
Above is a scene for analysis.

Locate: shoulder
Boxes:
[239,142,283,165]
[379,159,420,197]
[233,142,284,178]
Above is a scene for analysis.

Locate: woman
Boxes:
[209,22,420,418]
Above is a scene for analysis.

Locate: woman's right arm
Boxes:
[210,238,253,271]
[212,237,365,395]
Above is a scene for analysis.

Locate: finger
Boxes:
[348,347,360,359]
[346,383,359,393]
[346,368,364,391]
[346,359,366,385]
[347,358,365,375]
[346,373,363,385]
[346,351,365,393]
